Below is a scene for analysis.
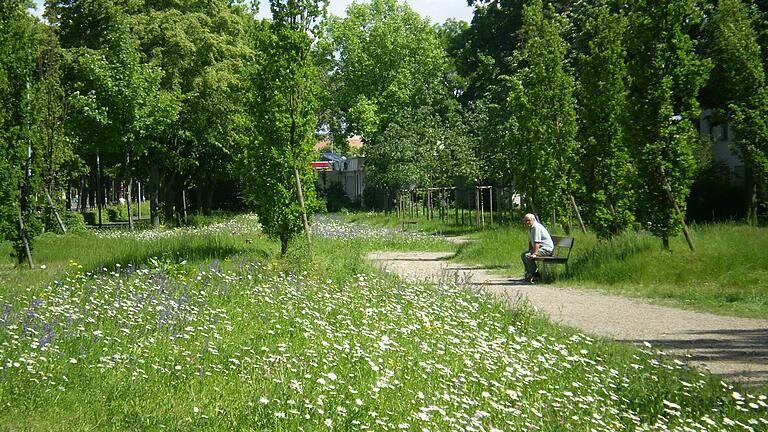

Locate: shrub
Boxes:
[106,204,128,222]
[62,211,88,233]
[82,210,108,225]
[320,182,352,212]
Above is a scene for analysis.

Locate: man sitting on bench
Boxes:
[521,213,554,283]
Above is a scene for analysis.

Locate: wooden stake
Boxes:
[43,188,66,233]
[18,206,33,269]
[569,193,587,234]
[293,166,312,255]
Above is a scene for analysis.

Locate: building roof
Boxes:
[314,135,364,151]
[320,151,345,162]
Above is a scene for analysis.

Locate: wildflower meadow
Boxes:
[0,215,765,431]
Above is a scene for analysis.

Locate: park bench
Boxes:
[532,235,575,278]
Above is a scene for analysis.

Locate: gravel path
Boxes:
[367,250,768,387]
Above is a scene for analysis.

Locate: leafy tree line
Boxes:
[316,0,766,248]
[1,0,767,263]
[0,0,323,262]
[449,0,767,247]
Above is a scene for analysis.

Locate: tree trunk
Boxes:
[96,153,103,226]
[125,151,134,230]
[280,233,289,257]
[163,175,176,224]
[204,183,215,216]
[489,187,494,226]
[475,188,480,226]
[150,159,160,228]
[659,164,694,252]
[569,193,587,234]
[745,164,757,226]
[80,176,87,212]
[181,189,188,225]
[66,185,72,212]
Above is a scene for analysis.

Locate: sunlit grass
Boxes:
[452,223,768,318]
[0,214,276,294]
[1,235,765,430]
[1,213,766,430]
[342,210,768,317]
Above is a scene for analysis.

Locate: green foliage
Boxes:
[572,2,635,238]
[456,0,526,103]
[319,182,353,213]
[0,1,45,265]
[82,209,108,225]
[625,0,711,246]
[106,204,129,222]
[366,106,439,193]
[508,0,579,220]
[319,0,478,197]
[239,1,324,255]
[322,0,449,139]
[703,0,768,222]
[0,215,764,429]
[61,210,87,232]
[0,213,272,290]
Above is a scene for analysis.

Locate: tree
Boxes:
[0,0,43,267]
[321,0,472,203]
[703,0,768,225]
[509,0,580,228]
[458,0,527,104]
[52,0,172,230]
[572,1,635,238]
[32,23,75,234]
[321,0,450,140]
[130,0,251,224]
[625,0,711,249]
[241,0,325,256]
[365,106,438,194]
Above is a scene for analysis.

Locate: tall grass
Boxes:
[453,223,768,318]
[0,214,276,294]
[1,216,765,430]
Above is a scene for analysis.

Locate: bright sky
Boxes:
[32,0,474,24]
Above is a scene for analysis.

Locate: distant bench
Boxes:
[532,235,575,276]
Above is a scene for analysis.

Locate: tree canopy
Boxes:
[2,0,767,263]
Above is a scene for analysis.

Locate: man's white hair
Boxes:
[524,213,536,221]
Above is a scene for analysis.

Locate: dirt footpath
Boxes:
[367,251,768,387]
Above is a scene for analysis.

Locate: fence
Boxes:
[394,186,522,228]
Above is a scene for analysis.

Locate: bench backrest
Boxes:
[551,236,575,260]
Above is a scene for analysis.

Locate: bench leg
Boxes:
[539,262,548,282]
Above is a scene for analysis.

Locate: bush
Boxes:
[186,210,238,227]
[106,204,129,222]
[320,182,353,212]
[82,210,108,225]
[62,211,88,233]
